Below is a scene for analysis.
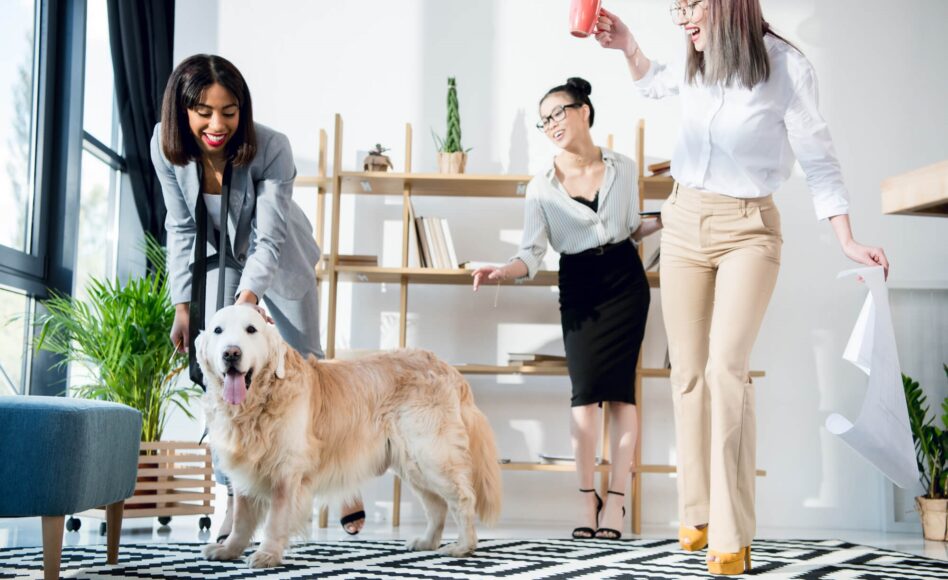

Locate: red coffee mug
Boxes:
[570,0,602,38]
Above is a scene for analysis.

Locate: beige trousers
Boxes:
[659,184,782,552]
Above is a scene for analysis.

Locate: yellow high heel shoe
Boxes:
[678,525,708,551]
[707,545,751,576]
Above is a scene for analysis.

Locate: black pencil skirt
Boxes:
[559,239,651,407]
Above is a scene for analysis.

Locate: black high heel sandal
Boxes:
[572,488,603,539]
[340,509,366,535]
[595,490,626,540]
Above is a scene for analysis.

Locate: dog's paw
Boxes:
[437,542,475,558]
[406,536,440,551]
[203,542,243,561]
[248,549,283,569]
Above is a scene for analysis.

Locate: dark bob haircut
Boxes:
[160,54,257,166]
[540,77,595,128]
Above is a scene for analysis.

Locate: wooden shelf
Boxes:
[333,171,671,200]
[457,364,764,379]
[881,160,948,217]
[640,175,674,200]
[500,461,765,477]
[459,364,568,376]
[318,116,769,535]
[338,171,532,197]
[318,265,660,288]
[296,175,331,189]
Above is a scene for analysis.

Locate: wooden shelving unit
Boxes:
[316,264,659,288]
[306,114,765,534]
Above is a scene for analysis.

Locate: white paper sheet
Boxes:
[825,266,920,489]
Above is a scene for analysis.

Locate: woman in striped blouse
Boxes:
[471,77,662,540]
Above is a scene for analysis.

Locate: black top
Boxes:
[571,191,599,213]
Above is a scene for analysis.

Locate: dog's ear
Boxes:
[267,325,288,379]
[194,331,207,371]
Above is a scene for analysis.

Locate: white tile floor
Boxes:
[1,513,945,563]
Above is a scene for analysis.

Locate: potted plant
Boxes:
[363,143,394,172]
[433,77,470,174]
[904,366,948,541]
[35,235,211,532]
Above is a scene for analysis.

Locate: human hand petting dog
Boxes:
[235,290,274,324]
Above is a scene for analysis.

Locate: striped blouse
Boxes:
[511,147,642,279]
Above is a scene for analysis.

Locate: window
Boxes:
[76,0,124,299]
[0,0,40,395]
[0,286,33,396]
[0,0,130,396]
[68,0,127,391]
[0,0,38,255]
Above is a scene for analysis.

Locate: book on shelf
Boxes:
[441,218,460,269]
[647,159,671,175]
[414,216,431,267]
[460,261,501,270]
[411,213,461,270]
[406,199,424,268]
[538,453,602,465]
[421,218,445,269]
[432,217,452,269]
[509,359,568,368]
[508,353,567,363]
[329,254,379,266]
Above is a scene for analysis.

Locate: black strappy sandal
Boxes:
[340,509,366,535]
[595,490,626,540]
[572,488,603,539]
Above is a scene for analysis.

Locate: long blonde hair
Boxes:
[685,0,794,89]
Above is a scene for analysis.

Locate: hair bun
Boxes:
[566,77,592,97]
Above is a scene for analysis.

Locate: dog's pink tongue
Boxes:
[223,371,247,405]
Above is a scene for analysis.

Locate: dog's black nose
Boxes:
[222,346,242,363]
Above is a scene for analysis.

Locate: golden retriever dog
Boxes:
[195,305,502,568]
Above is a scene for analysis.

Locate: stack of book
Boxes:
[507,353,567,368]
[648,159,671,176]
[537,453,603,465]
[414,216,459,269]
[335,254,379,267]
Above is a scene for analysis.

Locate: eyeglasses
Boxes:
[669,0,706,24]
[536,103,583,131]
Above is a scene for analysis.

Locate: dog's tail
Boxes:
[459,383,502,525]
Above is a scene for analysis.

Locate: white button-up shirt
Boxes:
[512,147,642,279]
[635,34,849,221]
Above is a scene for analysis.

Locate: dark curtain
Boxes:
[106,0,175,245]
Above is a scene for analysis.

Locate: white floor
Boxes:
[1,513,945,563]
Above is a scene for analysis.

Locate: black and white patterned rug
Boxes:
[1,538,945,579]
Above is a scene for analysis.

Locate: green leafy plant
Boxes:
[903,365,948,498]
[433,77,471,154]
[34,235,200,442]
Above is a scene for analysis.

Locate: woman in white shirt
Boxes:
[471,78,662,540]
[595,1,889,574]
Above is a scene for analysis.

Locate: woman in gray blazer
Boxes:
[151,54,365,538]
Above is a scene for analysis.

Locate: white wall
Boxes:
[171,0,948,531]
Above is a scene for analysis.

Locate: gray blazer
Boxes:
[151,122,320,304]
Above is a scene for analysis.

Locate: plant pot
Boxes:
[916,496,948,541]
[437,151,467,174]
[363,153,392,172]
[83,441,214,523]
